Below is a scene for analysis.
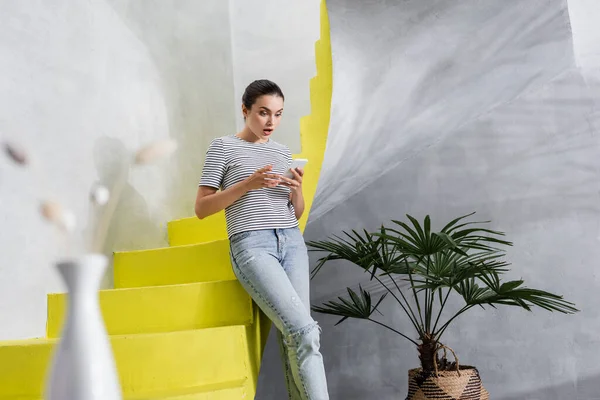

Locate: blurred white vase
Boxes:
[46,253,122,400]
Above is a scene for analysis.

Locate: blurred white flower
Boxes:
[40,201,76,232]
[61,210,77,233]
[90,184,110,206]
[134,139,177,165]
[3,141,28,166]
[40,201,62,222]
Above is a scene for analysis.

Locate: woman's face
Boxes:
[243,95,284,142]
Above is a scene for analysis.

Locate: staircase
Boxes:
[0,2,331,399]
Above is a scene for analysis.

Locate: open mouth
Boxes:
[263,128,273,136]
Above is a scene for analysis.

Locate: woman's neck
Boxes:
[236,127,269,143]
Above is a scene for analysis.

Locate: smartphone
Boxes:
[283,158,308,179]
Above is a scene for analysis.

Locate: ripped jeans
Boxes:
[229,227,329,400]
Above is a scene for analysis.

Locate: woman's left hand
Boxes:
[280,167,303,193]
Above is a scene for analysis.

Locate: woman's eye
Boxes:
[275,113,282,118]
[260,111,267,116]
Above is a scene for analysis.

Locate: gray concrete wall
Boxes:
[257,0,600,398]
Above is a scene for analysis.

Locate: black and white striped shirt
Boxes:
[199,135,298,238]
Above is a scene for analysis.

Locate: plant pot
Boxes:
[45,253,122,400]
[406,366,489,400]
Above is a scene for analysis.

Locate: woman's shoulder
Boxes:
[267,138,291,153]
[210,135,234,144]
[207,134,238,149]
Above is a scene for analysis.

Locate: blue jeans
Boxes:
[229,227,329,400]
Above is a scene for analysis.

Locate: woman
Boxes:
[195,79,329,400]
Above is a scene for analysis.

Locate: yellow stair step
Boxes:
[0,326,251,399]
[167,213,227,247]
[0,385,248,400]
[129,385,248,400]
[114,240,233,289]
[46,280,252,338]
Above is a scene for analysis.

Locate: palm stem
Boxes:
[431,287,452,334]
[434,304,474,340]
[406,258,426,332]
[367,318,419,345]
[428,289,436,332]
[425,255,437,334]
[426,256,438,334]
[423,256,430,333]
[387,273,424,335]
[372,274,422,334]
[375,277,422,334]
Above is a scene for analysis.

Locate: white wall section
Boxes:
[228,0,320,153]
[0,0,319,340]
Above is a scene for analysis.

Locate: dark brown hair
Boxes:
[242,79,285,110]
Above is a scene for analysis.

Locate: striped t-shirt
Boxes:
[199,135,298,238]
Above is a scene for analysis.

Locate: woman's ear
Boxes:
[242,104,248,120]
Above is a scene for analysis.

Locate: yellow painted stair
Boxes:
[113,239,233,288]
[46,279,253,337]
[0,1,332,399]
[0,327,251,399]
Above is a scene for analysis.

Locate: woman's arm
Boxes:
[284,168,305,220]
[291,190,305,220]
[195,182,248,220]
[195,165,281,219]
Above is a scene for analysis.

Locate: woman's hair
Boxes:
[242,79,285,110]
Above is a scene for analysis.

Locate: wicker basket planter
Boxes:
[406,366,489,400]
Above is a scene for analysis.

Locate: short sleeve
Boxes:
[199,138,226,189]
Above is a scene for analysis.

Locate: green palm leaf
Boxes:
[312,285,418,344]
[311,286,386,324]
[307,230,381,278]
[308,212,578,351]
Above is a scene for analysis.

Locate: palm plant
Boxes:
[307,212,578,374]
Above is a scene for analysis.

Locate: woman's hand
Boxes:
[283,167,305,219]
[280,167,303,193]
[244,165,282,191]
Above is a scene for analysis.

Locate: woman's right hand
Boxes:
[244,165,282,191]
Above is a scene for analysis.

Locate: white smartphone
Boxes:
[283,158,308,179]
